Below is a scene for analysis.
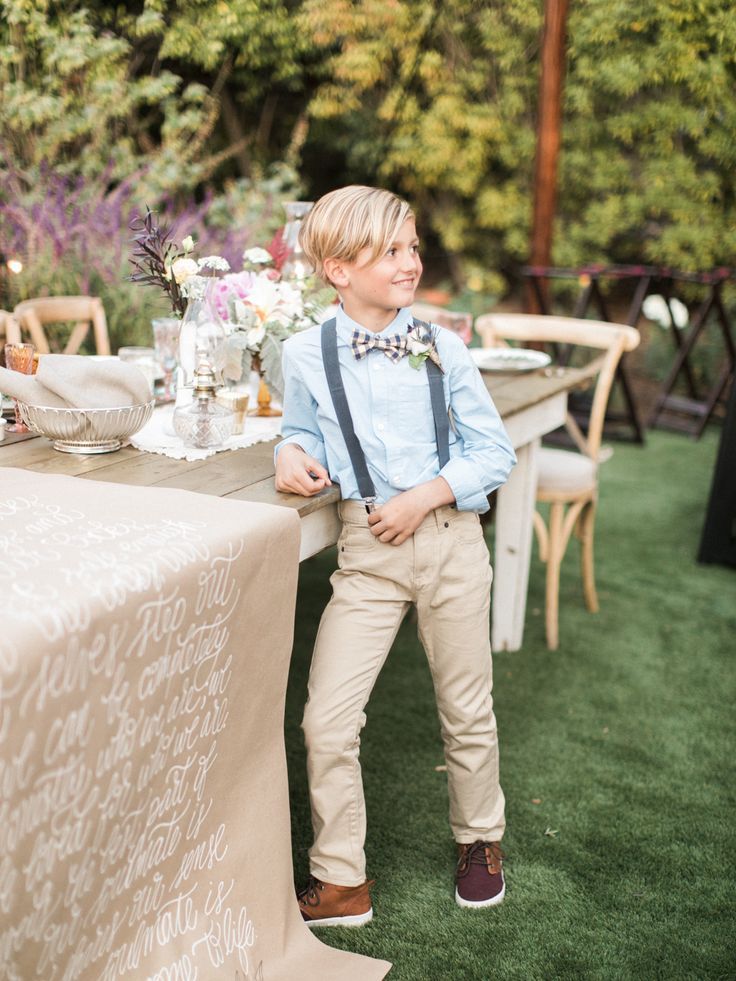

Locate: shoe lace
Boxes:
[297,876,324,909]
[457,841,504,877]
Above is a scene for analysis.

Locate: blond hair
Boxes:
[299,185,415,283]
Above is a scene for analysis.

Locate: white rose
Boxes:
[409,339,430,356]
[171,256,198,284]
[181,235,195,252]
[243,247,273,265]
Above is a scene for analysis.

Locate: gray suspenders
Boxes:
[320,317,450,513]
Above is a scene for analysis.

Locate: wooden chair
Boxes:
[475,313,640,649]
[13,296,111,356]
[1,310,21,348]
[412,302,473,345]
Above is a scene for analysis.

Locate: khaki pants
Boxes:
[302,500,506,886]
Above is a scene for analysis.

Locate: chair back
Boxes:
[1,310,21,349]
[475,313,640,462]
[412,302,473,345]
[13,296,111,356]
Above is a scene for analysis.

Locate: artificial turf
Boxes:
[284,430,735,981]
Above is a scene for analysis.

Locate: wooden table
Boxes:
[0,364,596,651]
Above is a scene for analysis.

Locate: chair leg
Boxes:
[580,498,599,613]
[545,501,565,650]
[533,508,549,561]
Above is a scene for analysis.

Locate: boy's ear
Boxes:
[323,257,350,288]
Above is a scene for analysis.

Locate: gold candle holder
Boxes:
[216,391,250,434]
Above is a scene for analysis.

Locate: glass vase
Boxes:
[175,282,228,413]
[178,286,227,387]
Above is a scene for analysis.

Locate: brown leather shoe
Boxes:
[455,841,505,908]
[297,876,375,927]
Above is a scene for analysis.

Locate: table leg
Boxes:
[492,437,540,652]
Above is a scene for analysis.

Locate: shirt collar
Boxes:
[335,304,413,341]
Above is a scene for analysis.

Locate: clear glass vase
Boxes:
[178,285,228,387]
[175,281,228,412]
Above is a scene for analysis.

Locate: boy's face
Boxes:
[328,218,423,329]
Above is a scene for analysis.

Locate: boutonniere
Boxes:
[407,322,444,372]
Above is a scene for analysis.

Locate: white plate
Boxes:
[470,347,551,373]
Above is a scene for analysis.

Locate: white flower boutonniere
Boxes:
[407,322,443,372]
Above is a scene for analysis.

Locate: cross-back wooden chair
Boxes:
[1,310,21,351]
[412,302,473,345]
[13,296,111,356]
[475,313,640,649]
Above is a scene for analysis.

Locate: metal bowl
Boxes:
[18,400,155,454]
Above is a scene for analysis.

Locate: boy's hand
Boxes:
[275,443,332,497]
[368,478,455,546]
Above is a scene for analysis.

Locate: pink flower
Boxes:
[215,271,257,321]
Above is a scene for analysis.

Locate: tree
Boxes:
[300,0,541,293]
[0,0,311,195]
[299,0,736,287]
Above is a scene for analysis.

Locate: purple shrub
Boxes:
[0,160,294,306]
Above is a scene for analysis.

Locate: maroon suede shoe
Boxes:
[455,840,505,908]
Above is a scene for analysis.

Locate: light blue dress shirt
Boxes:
[275,306,516,513]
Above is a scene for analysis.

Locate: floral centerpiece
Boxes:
[129,209,336,400]
[209,246,335,399]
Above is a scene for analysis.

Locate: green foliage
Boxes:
[1,0,733,296]
[300,0,540,293]
[559,0,736,270]
[299,0,736,286]
[0,0,309,196]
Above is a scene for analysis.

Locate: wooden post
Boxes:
[527,0,569,314]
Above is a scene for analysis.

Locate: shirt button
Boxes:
[377,423,385,431]
[373,362,382,371]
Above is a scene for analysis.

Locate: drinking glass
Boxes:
[152,318,181,403]
[4,342,35,432]
[117,346,158,395]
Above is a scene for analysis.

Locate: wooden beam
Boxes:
[527,0,569,313]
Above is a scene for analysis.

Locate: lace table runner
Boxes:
[130,403,282,460]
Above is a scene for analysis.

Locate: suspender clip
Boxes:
[364,497,377,515]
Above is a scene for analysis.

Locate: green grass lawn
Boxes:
[285,430,735,981]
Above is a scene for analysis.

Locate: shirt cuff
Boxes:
[440,458,495,513]
[274,432,327,467]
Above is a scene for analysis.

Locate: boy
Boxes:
[275,185,516,926]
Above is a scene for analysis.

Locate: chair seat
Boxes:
[537,447,597,496]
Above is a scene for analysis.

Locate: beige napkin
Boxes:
[0,353,151,408]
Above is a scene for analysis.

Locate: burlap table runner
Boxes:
[0,467,391,980]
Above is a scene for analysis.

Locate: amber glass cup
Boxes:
[4,342,35,432]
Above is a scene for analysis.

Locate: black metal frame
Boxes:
[522,265,734,441]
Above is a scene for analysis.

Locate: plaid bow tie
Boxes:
[351,327,409,363]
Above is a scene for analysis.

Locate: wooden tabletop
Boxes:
[0,364,596,516]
